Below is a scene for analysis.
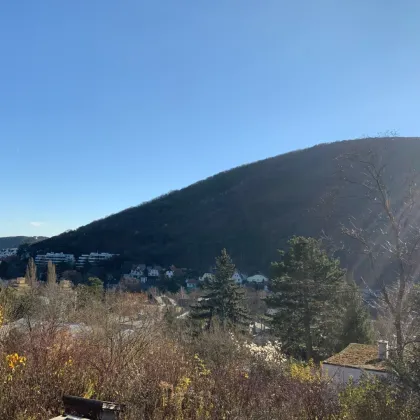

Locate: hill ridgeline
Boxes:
[30,137,420,279]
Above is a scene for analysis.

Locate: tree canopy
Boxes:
[191,249,249,331]
[267,236,345,360]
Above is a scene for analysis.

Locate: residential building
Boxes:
[165,270,174,278]
[35,252,76,266]
[76,252,115,267]
[147,267,160,277]
[0,248,18,260]
[185,279,198,289]
[59,280,73,290]
[251,321,273,345]
[266,308,280,316]
[322,341,389,384]
[247,274,269,283]
[10,277,31,293]
[199,273,214,282]
[129,264,145,278]
[140,277,148,284]
[232,270,246,284]
[250,321,270,334]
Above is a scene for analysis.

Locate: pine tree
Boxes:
[267,236,345,360]
[47,260,57,285]
[339,277,374,349]
[25,257,37,287]
[191,249,249,331]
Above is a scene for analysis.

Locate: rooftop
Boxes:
[323,343,387,372]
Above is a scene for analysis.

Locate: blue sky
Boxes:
[1,0,420,237]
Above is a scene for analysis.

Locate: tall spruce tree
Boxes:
[191,249,249,330]
[267,236,345,360]
[47,260,57,285]
[25,257,37,287]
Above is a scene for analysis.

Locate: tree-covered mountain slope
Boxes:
[29,137,420,278]
[0,236,47,249]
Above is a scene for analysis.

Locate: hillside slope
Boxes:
[0,236,48,249]
[30,137,420,276]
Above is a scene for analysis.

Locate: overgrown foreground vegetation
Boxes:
[0,285,419,420]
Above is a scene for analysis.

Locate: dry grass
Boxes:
[0,286,417,419]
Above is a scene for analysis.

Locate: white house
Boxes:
[0,248,18,260]
[35,252,76,266]
[266,308,280,316]
[147,267,160,277]
[199,273,214,282]
[185,279,198,289]
[129,264,145,278]
[247,274,268,283]
[250,321,271,334]
[165,270,174,278]
[231,270,245,284]
[76,252,116,267]
[322,341,389,384]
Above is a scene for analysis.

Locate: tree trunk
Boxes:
[303,292,312,361]
[304,315,312,361]
[395,305,404,357]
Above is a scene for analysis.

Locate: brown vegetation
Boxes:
[0,284,418,419]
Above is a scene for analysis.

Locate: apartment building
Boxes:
[76,252,116,267]
[0,248,18,260]
[35,252,76,266]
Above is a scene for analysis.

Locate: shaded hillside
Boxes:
[0,236,48,249]
[30,137,420,277]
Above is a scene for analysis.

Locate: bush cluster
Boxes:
[0,287,418,419]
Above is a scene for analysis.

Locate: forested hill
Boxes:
[29,137,420,277]
[0,236,48,249]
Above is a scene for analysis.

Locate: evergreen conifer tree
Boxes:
[191,249,249,331]
[267,236,345,360]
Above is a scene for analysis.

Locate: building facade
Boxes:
[232,270,246,284]
[147,267,160,277]
[0,248,18,260]
[76,252,116,267]
[247,274,268,283]
[35,252,76,265]
[199,273,214,282]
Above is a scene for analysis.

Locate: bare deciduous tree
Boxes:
[339,147,420,356]
[25,257,37,287]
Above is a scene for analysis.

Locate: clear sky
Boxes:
[1,1,420,237]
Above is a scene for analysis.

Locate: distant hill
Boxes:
[29,137,420,281]
[0,236,48,249]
